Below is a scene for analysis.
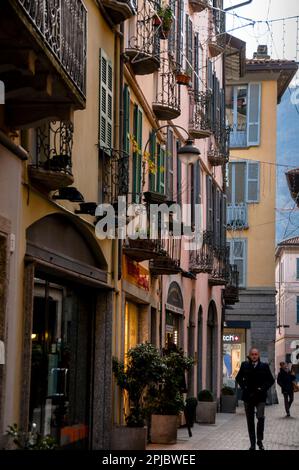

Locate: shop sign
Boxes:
[223,334,240,343]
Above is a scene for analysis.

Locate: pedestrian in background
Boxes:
[236,348,275,450]
[277,362,295,417]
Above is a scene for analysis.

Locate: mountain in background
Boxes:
[276,86,299,244]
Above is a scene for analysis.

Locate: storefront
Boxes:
[165,282,184,349]
[222,327,247,387]
[22,213,112,449]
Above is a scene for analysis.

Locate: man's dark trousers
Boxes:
[244,402,265,447]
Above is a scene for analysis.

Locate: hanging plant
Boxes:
[156,5,173,40]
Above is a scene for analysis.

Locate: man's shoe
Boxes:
[286,412,290,417]
[249,444,256,450]
[257,441,264,450]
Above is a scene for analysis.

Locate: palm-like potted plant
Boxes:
[146,347,194,444]
[221,386,237,413]
[196,389,217,424]
[112,343,163,450]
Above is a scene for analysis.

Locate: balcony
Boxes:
[223,264,239,305]
[102,0,137,24]
[152,52,180,121]
[101,148,129,206]
[229,124,247,148]
[189,0,212,13]
[28,121,74,192]
[123,238,163,262]
[227,203,248,230]
[208,126,230,166]
[125,1,160,75]
[208,246,229,286]
[0,1,87,127]
[150,235,181,275]
[208,6,225,58]
[188,92,212,139]
[189,231,214,274]
[286,168,299,206]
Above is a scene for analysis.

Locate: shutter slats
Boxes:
[247,82,261,146]
[246,161,260,203]
[99,49,113,149]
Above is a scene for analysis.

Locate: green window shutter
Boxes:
[221,193,227,248]
[149,132,156,192]
[296,258,299,280]
[247,82,261,146]
[156,145,165,194]
[185,14,193,76]
[195,161,201,204]
[123,84,130,155]
[246,161,260,203]
[99,49,113,149]
[176,0,184,68]
[194,32,200,98]
[133,106,143,202]
[206,175,213,232]
[297,296,299,323]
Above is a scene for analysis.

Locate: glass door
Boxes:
[29,278,93,448]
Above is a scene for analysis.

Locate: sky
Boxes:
[224,0,299,243]
[225,0,299,68]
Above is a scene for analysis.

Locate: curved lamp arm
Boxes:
[142,124,191,189]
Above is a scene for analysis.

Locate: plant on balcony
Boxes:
[175,69,192,86]
[156,4,173,39]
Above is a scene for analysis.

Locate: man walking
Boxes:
[236,348,275,450]
[277,362,295,417]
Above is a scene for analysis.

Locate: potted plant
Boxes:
[156,5,173,39]
[111,343,163,450]
[196,389,217,424]
[175,69,192,86]
[221,386,237,413]
[147,347,194,444]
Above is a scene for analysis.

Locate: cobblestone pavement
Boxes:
[147,391,299,450]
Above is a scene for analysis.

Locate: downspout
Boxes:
[118,22,125,282]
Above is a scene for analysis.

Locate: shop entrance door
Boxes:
[29,278,94,448]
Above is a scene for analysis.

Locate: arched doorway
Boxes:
[23,213,111,449]
[165,281,184,349]
[187,298,195,396]
[197,306,203,393]
[206,301,218,396]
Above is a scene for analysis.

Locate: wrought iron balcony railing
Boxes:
[15,0,87,97]
[229,124,248,148]
[152,51,181,121]
[209,245,230,286]
[125,0,160,75]
[101,149,129,206]
[223,264,239,305]
[150,234,181,275]
[28,121,74,191]
[227,203,248,230]
[101,0,137,24]
[189,91,212,139]
[189,231,214,274]
[208,126,230,166]
[208,1,226,57]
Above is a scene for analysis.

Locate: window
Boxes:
[226,83,261,148]
[227,161,260,204]
[227,239,247,287]
[191,161,201,227]
[185,14,193,77]
[123,84,130,155]
[167,130,174,200]
[297,259,299,280]
[176,0,184,69]
[176,141,182,206]
[99,49,113,149]
[297,296,299,324]
[148,133,165,195]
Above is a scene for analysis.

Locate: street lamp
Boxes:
[177,138,201,165]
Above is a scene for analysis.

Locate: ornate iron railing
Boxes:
[224,264,239,304]
[189,90,212,137]
[34,121,73,173]
[227,203,248,230]
[209,245,230,285]
[125,0,160,74]
[229,124,248,148]
[152,50,181,120]
[149,233,181,274]
[189,230,214,273]
[16,0,87,96]
[101,149,129,206]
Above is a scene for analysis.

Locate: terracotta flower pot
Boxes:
[176,73,191,86]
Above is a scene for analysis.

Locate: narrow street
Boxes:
[148,392,299,451]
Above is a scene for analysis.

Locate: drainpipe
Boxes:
[118,22,125,282]
[224,0,252,11]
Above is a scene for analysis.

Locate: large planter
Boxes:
[196,401,217,424]
[110,426,147,450]
[150,415,177,444]
[221,395,237,413]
